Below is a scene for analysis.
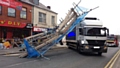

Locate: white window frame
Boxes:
[51,16,55,26]
[20,7,27,19]
[38,12,46,23]
[8,7,16,17]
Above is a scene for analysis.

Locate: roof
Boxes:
[81,19,103,26]
[20,0,57,14]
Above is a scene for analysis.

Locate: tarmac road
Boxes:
[0,46,119,68]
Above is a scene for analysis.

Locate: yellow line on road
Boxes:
[104,49,120,68]
[109,49,120,68]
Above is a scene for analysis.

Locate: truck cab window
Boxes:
[101,29,106,36]
[79,28,83,35]
[87,28,108,36]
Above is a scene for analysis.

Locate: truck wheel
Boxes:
[77,41,82,54]
[77,45,81,53]
[98,52,102,56]
[68,46,72,49]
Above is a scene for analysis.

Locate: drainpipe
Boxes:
[31,6,34,36]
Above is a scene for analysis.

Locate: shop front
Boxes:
[0,20,32,41]
[32,27,47,35]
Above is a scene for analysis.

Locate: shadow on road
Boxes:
[80,52,104,57]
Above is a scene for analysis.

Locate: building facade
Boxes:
[0,0,33,40]
[21,0,57,34]
[0,0,57,41]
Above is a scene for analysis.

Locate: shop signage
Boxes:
[0,20,26,28]
[26,23,33,28]
[33,27,47,32]
[0,0,22,10]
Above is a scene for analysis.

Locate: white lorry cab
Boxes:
[66,17,109,55]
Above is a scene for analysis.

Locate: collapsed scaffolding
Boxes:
[19,1,98,58]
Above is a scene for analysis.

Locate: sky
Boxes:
[40,0,120,35]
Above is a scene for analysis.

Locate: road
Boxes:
[0,46,119,68]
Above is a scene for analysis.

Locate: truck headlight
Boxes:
[81,40,88,44]
[104,46,107,49]
[85,45,89,49]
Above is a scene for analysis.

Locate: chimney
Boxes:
[47,6,51,9]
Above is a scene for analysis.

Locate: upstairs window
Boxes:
[51,16,55,26]
[8,7,16,17]
[20,7,27,19]
[38,12,46,23]
[0,6,1,15]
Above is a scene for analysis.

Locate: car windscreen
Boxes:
[107,37,115,40]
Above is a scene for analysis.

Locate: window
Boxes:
[87,28,107,36]
[0,6,1,15]
[51,16,55,26]
[20,7,27,19]
[39,12,46,23]
[8,8,15,17]
[79,28,83,35]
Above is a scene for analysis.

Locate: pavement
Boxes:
[0,43,120,68]
[0,43,67,55]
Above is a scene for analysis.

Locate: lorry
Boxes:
[106,34,119,47]
[66,17,109,55]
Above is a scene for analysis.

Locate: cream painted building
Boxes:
[33,6,57,28]
[21,0,57,33]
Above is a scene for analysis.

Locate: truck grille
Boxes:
[107,42,114,44]
[87,40,105,46]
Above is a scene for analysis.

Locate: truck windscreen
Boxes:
[86,28,107,36]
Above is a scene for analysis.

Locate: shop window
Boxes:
[8,7,16,17]
[51,16,55,26]
[0,6,1,15]
[20,7,27,19]
[38,12,46,23]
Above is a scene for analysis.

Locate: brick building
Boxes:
[0,0,33,40]
[0,0,57,42]
[20,0,57,34]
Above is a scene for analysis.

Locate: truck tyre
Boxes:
[77,41,82,54]
[98,52,102,56]
[77,45,81,53]
[68,46,72,49]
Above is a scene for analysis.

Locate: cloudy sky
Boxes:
[40,0,120,35]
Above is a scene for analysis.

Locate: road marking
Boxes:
[104,49,120,68]
[3,60,37,68]
[109,51,120,68]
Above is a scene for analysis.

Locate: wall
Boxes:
[0,2,33,39]
[0,2,32,23]
[33,7,57,28]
